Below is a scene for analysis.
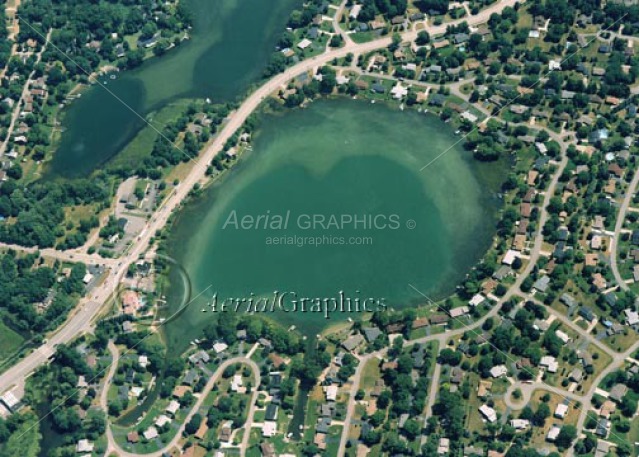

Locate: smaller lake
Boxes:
[163,99,506,352]
[43,0,302,179]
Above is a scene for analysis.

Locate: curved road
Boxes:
[102,350,261,457]
[337,124,569,457]
[610,167,639,291]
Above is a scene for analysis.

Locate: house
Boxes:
[297,38,312,50]
[430,314,449,325]
[479,404,497,422]
[469,294,486,307]
[138,355,149,369]
[429,93,447,106]
[560,293,577,308]
[595,441,611,457]
[219,426,232,442]
[413,317,429,329]
[580,351,593,368]
[265,403,278,421]
[555,330,570,344]
[324,385,338,401]
[595,418,610,437]
[213,342,228,353]
[493,266,512,281]
[624,308,639,325]
[555,403,568,419]
[438,437,450,454]
[189,350,210,365]
[166,400,180,416]
[155,414,171,428]
[510,419,530,430]
[452,33,469,44]
[183,370,199,386]
[75,440,94,453]
[260,442,276,457]
[316,417,331,434]
[569,368,583,382]
[465,446,484,457]
[450,367,464,384]
[231,374,244,392]
[489,365,508,378]
[579,307,595,322]
[362,327,382,343]
[143,426,159,440]
[477,380,492,398]
[342,334,364,351]
[540,356,558,373]
[599,400,616,419]
[502,249,520,266]
[547,425,561,442]
[533,275,550,293]
[609,383,628,403]
[127,431,139,443]
[449,306,469,318]
[262,421,277,437]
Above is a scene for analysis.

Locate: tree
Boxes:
[555,425,577,449]
[185,413,202,435]
[402,419,420,440]
[416,31,430,45]
[533,402,550,426]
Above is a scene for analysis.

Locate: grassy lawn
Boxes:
[0,320,25,364]
[360,357,381,391]
[351,31,378,43]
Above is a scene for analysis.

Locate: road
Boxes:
[336,118,570,457]
[0,0,519,398]
[610,166,639,291]
[0,29,51,158]
[103,352,261,457]
[0,241,115,266]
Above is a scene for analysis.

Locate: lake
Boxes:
[43,0,301,178]
[163,99,505,353]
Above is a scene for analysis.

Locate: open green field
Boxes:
[0,320,25,364]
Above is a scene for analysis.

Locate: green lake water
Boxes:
[43,0,301,178]
[163,99,505,352]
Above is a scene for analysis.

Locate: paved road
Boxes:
[0,0,519,399]
[0,29,51,158]
[610,166,639,291]
[503,380,584,410]
[103,353,261,457]
[332,0,353,46]
[0,241,114,266]
[336,101,569,457]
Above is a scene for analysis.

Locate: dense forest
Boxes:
[0,251,86,334]
[18,0,192,75]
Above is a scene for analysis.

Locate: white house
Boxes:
[555,330,570,344]
[540,355,558,373]
[469,294,486,307]
[555,403,568,419]
[213,342,228,354]
[489,365,508,378]
[510,419,530,430]
[479,404,497,423]
[624,309,639,326]
[325,385,338,401]
[262,421,277,437]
